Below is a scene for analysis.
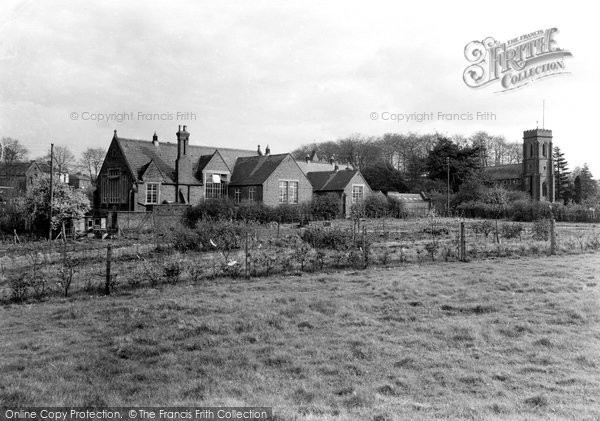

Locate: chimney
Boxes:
[265,145,270,156]
[257,145,263,156]
[175,125,191,201]
[334,163,339,172]
[329,156,335,165]
[305,155,310,163]
[152,131,159,147]
[176,125,189,158]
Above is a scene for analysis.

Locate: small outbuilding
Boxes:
[386,191,431,216]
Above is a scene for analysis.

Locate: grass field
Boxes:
[1,252,600,420]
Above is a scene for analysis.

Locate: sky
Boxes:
[0,0,598,176]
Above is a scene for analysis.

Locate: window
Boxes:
[234,188,241,204]
[205,172,228,199]
[289,181,298,204]
[352,185,364,204]
[279,181,288,203]
[529,144,533,157]
[102,168,124,204]
[146,183,158,204]
[249,187,256,202]
[542,143,546,157]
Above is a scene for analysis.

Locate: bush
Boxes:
[311,194,341,220]
[501,222,524,239]
[235,201,272,223]
[163,260,183,284]
[532,219,550,241]
[300,227,354,250]
[364,194,389,218]
[9,274,29,303]
[472,220,494,238]
[184,198,235,226]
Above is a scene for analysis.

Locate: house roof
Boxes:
[387,192,430,202]
[0,161,50,177]
[306,169,359,191]
[296,160,336,174]
[483,164,522,180]
[229,153,290,186]
[116,137,257,184]
[69,173,91,181]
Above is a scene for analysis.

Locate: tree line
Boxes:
[0,137,105,183]
[293,131,599,206]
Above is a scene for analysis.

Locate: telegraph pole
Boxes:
[48,143,54,241]
[446,156,450,216]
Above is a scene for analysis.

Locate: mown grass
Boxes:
[1,253,600,420]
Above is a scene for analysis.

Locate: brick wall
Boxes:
[342,172,372,217]
[263,155,312,207]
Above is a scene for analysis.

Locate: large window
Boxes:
[248,187,256,202]
[205,172,228,199]
[278,180,299,204]
[234,188,241,204]
[352,185,364,204]
[102,168,124,204]
[289,181,298,204]
[279,181,288,203]
[146,183,159,204]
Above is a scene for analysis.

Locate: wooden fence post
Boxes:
[460,222,466,262]
[550,218,556,255]
[245,232,249,279]
[105,244,112,295]
[362,227,368,269]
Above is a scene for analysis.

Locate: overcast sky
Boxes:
[1,0,598,176]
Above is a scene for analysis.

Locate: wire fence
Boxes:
[1,218,599,302]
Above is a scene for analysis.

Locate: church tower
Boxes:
[522,128,554,202]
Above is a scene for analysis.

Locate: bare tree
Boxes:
[45,145,76,176]
[1,137,29,181]
[80,147,106,182]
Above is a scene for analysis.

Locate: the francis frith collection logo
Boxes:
[463,28,572,92]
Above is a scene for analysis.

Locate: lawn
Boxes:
[1,252,599,420]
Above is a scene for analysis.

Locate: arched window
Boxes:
[542,182,547,198]
[529,144,533,157]
[542,143,546,157]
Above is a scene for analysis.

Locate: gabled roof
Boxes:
[296,160,336,174]
[483,164,522,180]
[307,169,359,191]
[0,161,50,177]
[387,192,430,202]
[115,136,257,184]
[229,154,289,186]
[69,172,91,181]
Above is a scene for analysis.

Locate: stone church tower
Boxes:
[522,128,554,202]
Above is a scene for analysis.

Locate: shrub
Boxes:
[311,194,341,220]
[235,201,272,223]
[184,198,235,226]
[363,194,389,218]
[472,220,494,238]
[300,227,354,250]
[501,222,524,239]
[163,260,183,284]
[532,218,550,241]
[9,274,29,303]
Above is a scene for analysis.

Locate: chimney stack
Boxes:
[305,155,310,163]
[265,145,270,156]
[329,156,335,165]
[257,145,263,156]
[175,126,192,200]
